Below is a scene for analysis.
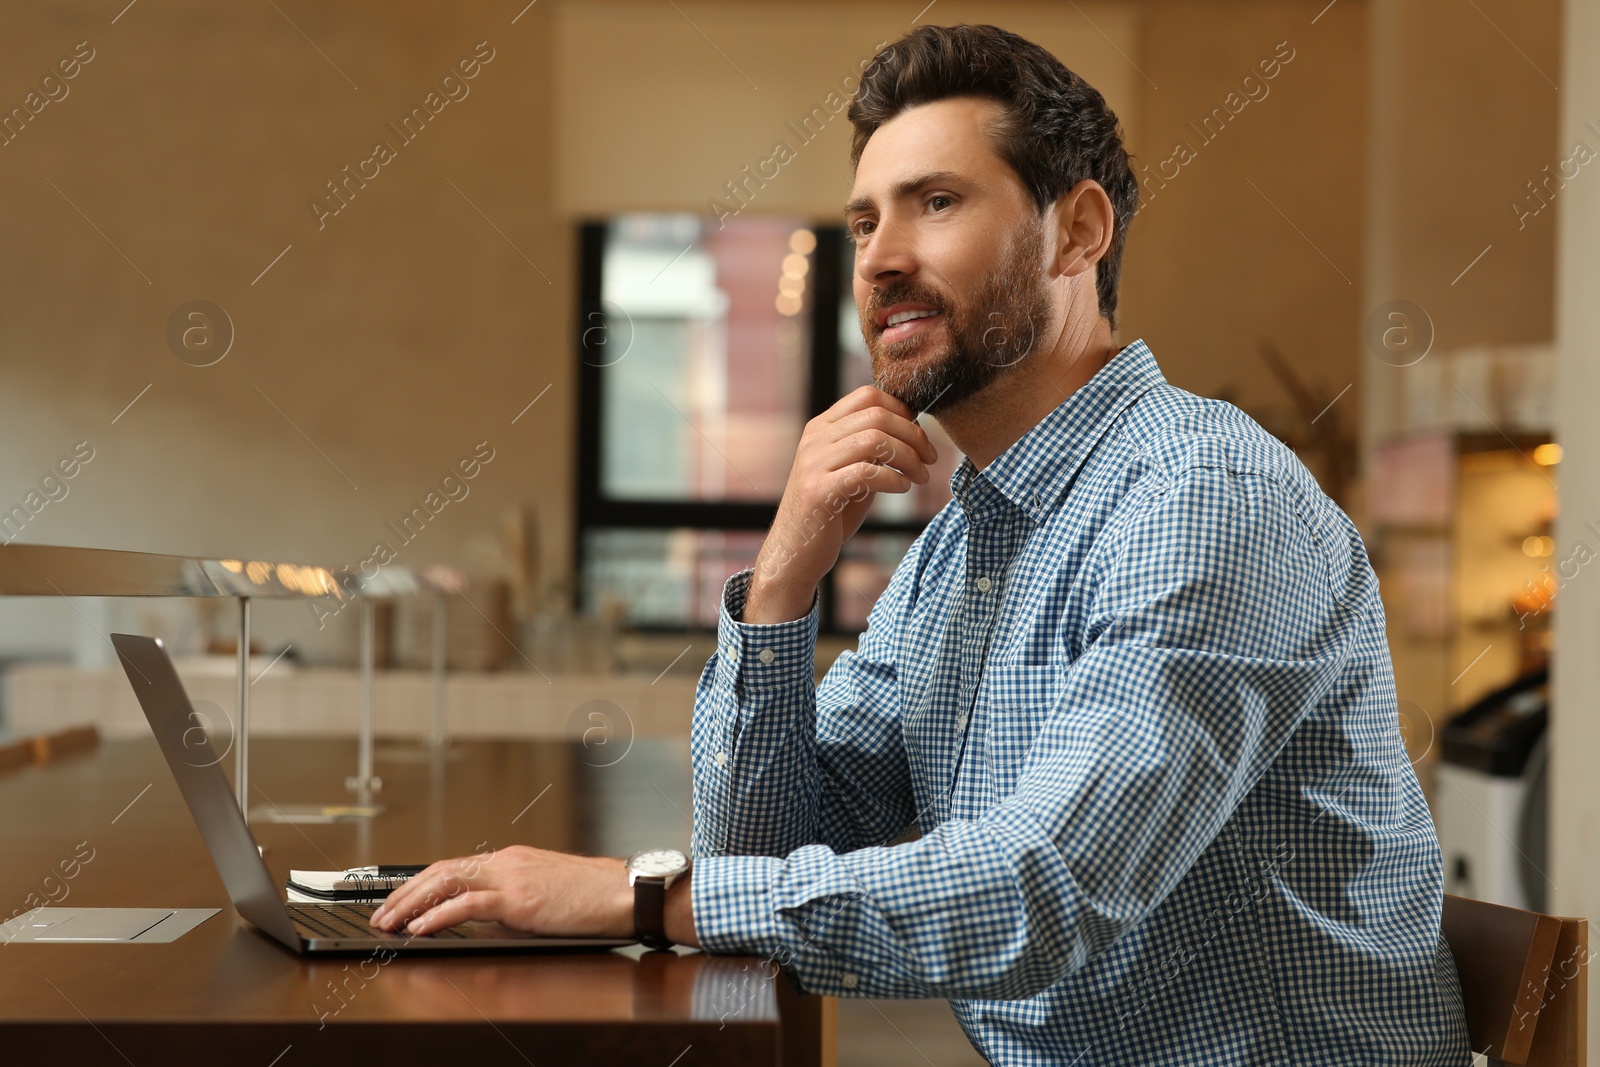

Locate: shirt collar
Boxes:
[949,338,1166,524]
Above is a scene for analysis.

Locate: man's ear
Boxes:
[1051,179,1115,282]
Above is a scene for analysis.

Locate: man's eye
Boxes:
[928,195,954,211]
[852,221,875,240]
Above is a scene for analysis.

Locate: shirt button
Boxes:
[758,648,776,665]
[841,973,859,989]
[714,751,728,767]
[956,713,969,730]
[1029,491,1042,510]
[975,576,992,593]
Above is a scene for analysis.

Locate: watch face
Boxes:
[628,848,688,877]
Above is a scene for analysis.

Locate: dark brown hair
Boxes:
[848,24,1139,329]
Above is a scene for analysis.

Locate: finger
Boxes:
[830,430,929,484]
[404,889,502,936]
[828,407,938,465]
[825,385,916,424]
[838,460,913,496]
[369,864,448,926]
[371,863,472,929]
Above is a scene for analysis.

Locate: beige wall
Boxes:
[1122,0,1367,423]
[1,2,565,659]
[1362,0,1562,449]
[554,1,1141,219]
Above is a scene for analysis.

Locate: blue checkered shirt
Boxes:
[688,340,1471,1066]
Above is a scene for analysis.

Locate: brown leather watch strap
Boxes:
[633,877,670,950]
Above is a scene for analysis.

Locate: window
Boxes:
[576,214,958,632]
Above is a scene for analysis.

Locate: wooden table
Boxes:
[0,736,832,1065]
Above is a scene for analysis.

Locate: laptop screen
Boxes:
[111,633,301,950]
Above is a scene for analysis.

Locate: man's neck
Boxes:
[935,309,1121,470]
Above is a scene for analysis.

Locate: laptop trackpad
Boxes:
[32,908,177,941]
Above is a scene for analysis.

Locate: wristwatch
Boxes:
[626,848,691,950]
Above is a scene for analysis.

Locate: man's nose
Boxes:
[856,220,917,287]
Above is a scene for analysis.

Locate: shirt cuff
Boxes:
[714,569,820,692]
[691,853,786,959]
[691,849,872,997]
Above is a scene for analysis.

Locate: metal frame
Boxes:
[0,543,464,824]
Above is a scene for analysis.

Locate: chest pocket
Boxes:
[981,662,1065,799]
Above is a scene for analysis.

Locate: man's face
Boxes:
[845,96,1056,415]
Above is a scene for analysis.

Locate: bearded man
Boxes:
[374,23,1471,1067]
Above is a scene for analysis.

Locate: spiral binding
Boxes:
[285,868,417,903]
[336,870,413,893]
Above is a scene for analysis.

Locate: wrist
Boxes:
[743,571,818,626]
[612,859,636,939]
[625,849,694,949]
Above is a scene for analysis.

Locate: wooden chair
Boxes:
[1442,893,1588,1067]
[26,724,99,765]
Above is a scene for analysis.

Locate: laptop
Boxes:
[111,632,633,955]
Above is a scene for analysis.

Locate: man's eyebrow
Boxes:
[842,170,966,220]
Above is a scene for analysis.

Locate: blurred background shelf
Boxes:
[3,662,701,743]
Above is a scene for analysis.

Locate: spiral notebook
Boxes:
[286,866,426,904]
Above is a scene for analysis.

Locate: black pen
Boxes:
[344,865,427,877]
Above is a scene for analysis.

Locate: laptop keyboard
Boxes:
[289,902,469,940]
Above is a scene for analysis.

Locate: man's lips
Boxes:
[875,301,942,328]
[879,307,944,345]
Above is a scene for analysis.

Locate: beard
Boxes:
[861,213,1055,416]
